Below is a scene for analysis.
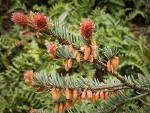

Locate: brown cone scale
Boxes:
[95,91,100,101]
[87,90,93,99]
[104,89,109,100]
[65,88,73,99]
[59,102,64,113]
[73,89,78,100]
[81,91,87,100]
[51,87,61,100]
[99,91,104,100]
[55,103,59,112]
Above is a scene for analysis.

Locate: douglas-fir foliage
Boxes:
[11,11,150,113]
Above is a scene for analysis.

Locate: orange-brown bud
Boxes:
[107,56,119,73]
[104,89,109,100]
[87,90,93,99]
[73,89,78,100]
[24,70,34,86]
[95,91,100,101]
[84,46,91,60]
[63,59,72,71]
[24,70,33,80]
[47,42,57,58]
[65,101,70,110]
[74,51,81,62]
[59,102,64,113]
[99,91,104,100]
[63,60,69,71]
[90,39,96,50]
[91,49,97,59]
[81,91,87,100]
[90,93,96,103]
[25,79,32,86]
[68,45,73,52]
[55,103,59,112]
[88,54,94,63]
[51,87,61,100]
[67,59,72,69]
[65,88,73,99]
[107,60,112,72]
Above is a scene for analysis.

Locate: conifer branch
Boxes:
[94,83,123,90]
[95,55,150,93]
[107,86,129,92]
[111,72,150,92]
[104,92,149,113]
[31,72,126,91]
[49,32,71,46]
[95,59,107,67]
[96,61,150,92]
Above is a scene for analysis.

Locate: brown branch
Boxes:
[105,92,149,113]
[51,33,70,45]
[94,58,150,92]
[48,31,78,49]
[132,92,149,99]
[95,59,150,92]
[35,81,126,92]
[94,83,123,90]
[95,59,106,67]
[107,86,129,92]
[112,72,150,92]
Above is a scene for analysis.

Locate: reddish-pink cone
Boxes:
[24,70,33,80]
[80,19,95,38]
[24,70,34,85]
[11,12,29,26]
[34,13,47,30]
[47,42,57,57]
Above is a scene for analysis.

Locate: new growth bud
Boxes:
[47,42,57,58]
[11,12,29,26]
[63,59,72,71]
[51,87,61,100]
[24,70,34,85]
[80,19,95,38]
[107,56,119,73]
[34,13,47,30]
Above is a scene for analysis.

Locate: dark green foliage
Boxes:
[0,25,62,112]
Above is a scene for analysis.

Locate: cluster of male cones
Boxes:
[52,87,121,113]
[24,70,122,113]
[47,40,119,73]
[30,87,121,113]
[62,39,97,71]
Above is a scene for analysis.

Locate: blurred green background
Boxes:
[0,0,150,113]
